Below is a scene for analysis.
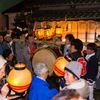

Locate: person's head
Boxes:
[4,34,11,42]
[26,34,34,45]
[86,43,97,55]
[70,39,83,53]
[19,33,25,40]
[0,35,3,43]
[34,62,49,80]
[52,89,83,100]
[65,34,74,45]
[2,49,13,61]
[64,61,82,84]
[0,57,7,80]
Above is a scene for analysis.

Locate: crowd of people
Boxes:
[0,32,99,100]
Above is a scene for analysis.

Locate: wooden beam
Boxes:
[14,39,100,46]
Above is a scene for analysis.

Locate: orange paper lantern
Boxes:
[56,27,63,37]
[8,63,32,93]
[35,29,44,39]
[44,29,53,39]
[51,28,55,35]
[53,56,72,77]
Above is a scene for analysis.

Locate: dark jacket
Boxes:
[69,51,87,77]
[69,51,83,61]
[83,55,98,82]
[2,41,15,55]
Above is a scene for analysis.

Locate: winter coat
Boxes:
[2,41,15,55]
[15,41,26,63]
[29,75,58,100]
[69,51,83,61]
[63,79,90,99]
[83,55,98,82]
[23,43,38,73]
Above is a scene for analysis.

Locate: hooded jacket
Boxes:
[29,75,58,100]
[63,79,90,99]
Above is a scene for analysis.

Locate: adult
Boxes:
[15,33,26,63]
[0,35,3,55]
[2,49,13,75]
[59,39,87,88]
[95,35,100,89]
[29,62,58,100]
[0,57,9,100]
[84,43,98,100]
[2,34,15,56]
[23,34,38,72]
[52,89,83,100]
[63,34,74,56]
[69,39,87,77]
[63,61,90,99]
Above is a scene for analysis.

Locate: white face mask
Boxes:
[9,41,13,46]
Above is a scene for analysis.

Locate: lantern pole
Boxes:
[95,22,97,41]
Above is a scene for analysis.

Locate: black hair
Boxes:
[87,43,97,52]
[26,34,33,40]
[71,39,83,51]
[52,89,80,100]
[65,34,74,42]
[2,49,12,59]
[19,33,25,38]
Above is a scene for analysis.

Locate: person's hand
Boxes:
[56,77,66,88]
[1,83,9,99]
[23,91,27,96]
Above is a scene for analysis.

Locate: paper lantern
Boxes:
[51,28,55,35]
[56,27,63,37]
[53,56,72,77]
[44,29,53,39]
[35,29,44,39]
[8,63,32,93]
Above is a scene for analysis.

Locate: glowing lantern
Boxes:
[44,29,53,39]
[8,63,32,93]
[35,29,44,39]
[53,56,72,77]
[51,28,55,35]
[56,27,63,37]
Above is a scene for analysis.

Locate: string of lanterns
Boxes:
[35,27,64,40]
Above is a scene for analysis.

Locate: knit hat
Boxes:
[64,61,82,79]
[0,56,7,69]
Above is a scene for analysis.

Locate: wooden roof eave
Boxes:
[26,17,100,22]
